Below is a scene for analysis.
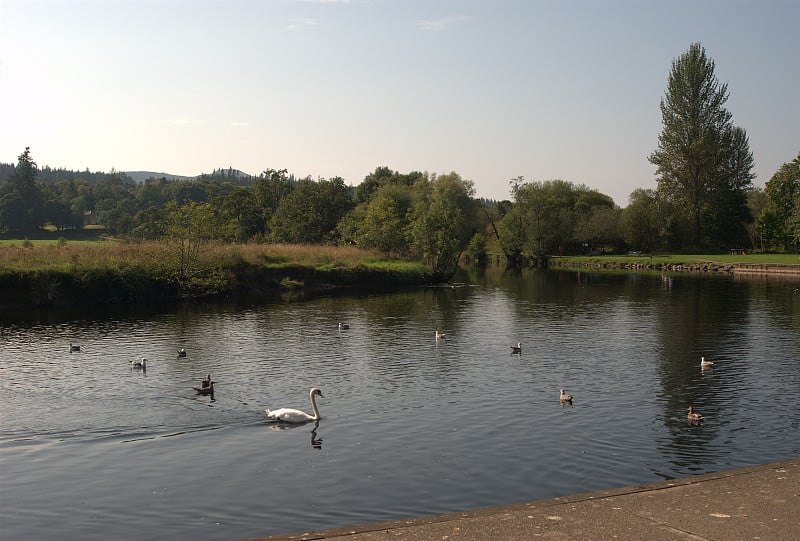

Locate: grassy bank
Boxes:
[0,242,430,308]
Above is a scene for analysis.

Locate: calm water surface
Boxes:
[1,268,799,540]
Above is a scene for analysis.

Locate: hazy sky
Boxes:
[1,0,798,206]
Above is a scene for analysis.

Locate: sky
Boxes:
[1,0,798,207]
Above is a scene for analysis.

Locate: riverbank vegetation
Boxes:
[0,242,429,308]
[1,43,799,308]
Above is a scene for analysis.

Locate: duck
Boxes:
[200,374,212,389]
[178,348,187,358]
[338,322,350,331]
[700,356,714,368]
[510,342,522,354]
[69,343,81,353]
[687,405,704,422]
[266,388,324,424]
[435,330,447,340]
[131,358,147,369]
[194,380,214,396]
[560,389,573,402]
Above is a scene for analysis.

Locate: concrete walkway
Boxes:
[241,458,799,541]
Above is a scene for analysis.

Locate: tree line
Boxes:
[1,43,798,278]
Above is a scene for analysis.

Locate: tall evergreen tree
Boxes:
[0,147,44,234]
[649,43,754,249]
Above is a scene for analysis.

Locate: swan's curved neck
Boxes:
[309,392,321,420]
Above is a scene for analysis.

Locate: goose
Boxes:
[687,405,704,422]
[560,389,573,402]
[700,356,714,368]
[266,388,324,423]
[338,323,350,330]
[510,342,522,354]
[194,380,214,396]
[131,358,147,369]
[69,343,80,353]
[178,348,187,358]
[435,330,447,340]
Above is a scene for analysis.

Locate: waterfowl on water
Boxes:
[266,388,324,424]
[435,330,447,340]
[178,348,187,358]
[70,343,80,353]
[560,389,573,402]
[700,356,714,368]
[194,381,214,396]
[131,358,147,369]
[687,405,704,422]
[200,374,212,389]
[338,323,350,331]
[510,342,522,354]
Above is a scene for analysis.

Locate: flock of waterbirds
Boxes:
[67,323,713,425]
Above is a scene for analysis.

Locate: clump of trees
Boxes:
[2,44,798,272]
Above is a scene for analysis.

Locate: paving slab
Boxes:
[239,458,799,541]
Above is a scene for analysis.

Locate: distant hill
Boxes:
[124,168,254,183]
[124,171,195,182]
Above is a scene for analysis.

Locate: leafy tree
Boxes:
[350,183,413,253]
[407,172,475,281]
[353,166,423,205]
[501,179,574,259]
[649,43,754,249]
[621,189,664,252]
[270,177,353,243]
[354,166,396,205]
[253,168,293,229]
[762,152,800,251]
[216,186,263,241]
[0,193,27,234]
[745,188,767,251]
[43,199,74,231]
[571,189,619,251]
[466,232,488,265]
[164,201,219,289]
[136,177,171,208]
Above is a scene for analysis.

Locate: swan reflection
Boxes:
[268,420,323,449]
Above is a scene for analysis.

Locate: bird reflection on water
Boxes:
[268,420,323,449]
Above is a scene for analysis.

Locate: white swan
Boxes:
[510,342,522,354]
[131,358,147,369]
[560,388,573,402]
[266,388,324,423]
[435,330,447,340]
[700,356,714,368]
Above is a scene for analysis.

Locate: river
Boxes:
[1,267,798,540]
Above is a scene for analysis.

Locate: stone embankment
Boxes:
[553,259,800,276]
[245,459,800,541]
[730,263,800,275]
